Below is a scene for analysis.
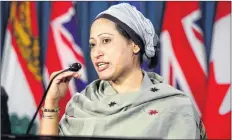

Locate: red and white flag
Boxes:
[44,2,88,119]
[203,2,231,138]
[1,2,44,134]
[160,2,208,116]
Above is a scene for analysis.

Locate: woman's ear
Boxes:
[132,42,140,54]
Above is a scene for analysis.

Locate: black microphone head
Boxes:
[69,63,82,72]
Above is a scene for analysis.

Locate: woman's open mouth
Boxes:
[96,62,110,72]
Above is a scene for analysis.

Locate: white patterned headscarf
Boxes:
[96,3,159,60]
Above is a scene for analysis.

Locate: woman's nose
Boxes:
[94,48,104,59]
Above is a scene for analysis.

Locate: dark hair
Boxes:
[116,24,160,69]
[96,14,159,68]
[115,24,144,65]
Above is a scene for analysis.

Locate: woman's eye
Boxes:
[89,43,95,48]
[102,38,111,44]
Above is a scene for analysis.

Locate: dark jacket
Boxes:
[1,86,11,134]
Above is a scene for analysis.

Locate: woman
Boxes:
[40,3,206,139]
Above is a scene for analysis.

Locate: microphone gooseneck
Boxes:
[26,62,82,134]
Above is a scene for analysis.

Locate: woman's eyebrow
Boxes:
[90,33,114,40]
[97,33,114,36]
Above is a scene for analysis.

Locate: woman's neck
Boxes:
[110,68,143,94]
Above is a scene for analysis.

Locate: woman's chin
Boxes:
[97,70,114,81]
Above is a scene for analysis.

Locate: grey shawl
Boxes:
[59,71,206,139]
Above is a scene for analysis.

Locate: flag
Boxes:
[203,2,231,138]
[44,2,88,119]
[160,2,208,116]
[1,2,44,134]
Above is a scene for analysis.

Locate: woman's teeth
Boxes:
[98,63,107,67]
[97,62,109,71]
[98,63,105,66]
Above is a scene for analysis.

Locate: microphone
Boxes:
[26,62,82,134]
[68,62,82,72]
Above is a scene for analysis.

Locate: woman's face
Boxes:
[89,18,138,81]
